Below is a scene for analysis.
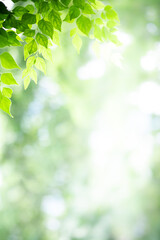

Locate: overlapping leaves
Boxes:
[0,0,120,117]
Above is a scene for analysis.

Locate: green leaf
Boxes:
[51,0,67,11]
[38,2,50,14]
[16,20,29,33]
[72,34,82,53]
[24,75,30,89]
[35,57,46,74]
[3,14,17,29]
[25,5,35,14]
[0,2,9,14]
[29,68,37,84]
[95,18,104,25]
[38,45,53,62]
[13,6,28,17]
[2,87,13,98]
[24,29,35,37]
[0,28,9,48]
[104,6,119,21]
[22,68,29,79]
[25,39,37,55]
[61,0,71,6]
[108,33,121,45]
[102,26,109,40]
[107,20,119,28]
[76,15,92,36]
[0,91,12,117]
[94,24,102,41]
[36,32,48,48]
[73,0,85,9]
[22,13,36,25]
[82,3,95,14]
[52,31,60,46]
[0,52,20,69]
[26,56,36,69]
[7,31,22,46]
[38,19,53,38]
[70,28,77,37]
[69,6,80,20]
[93,0,105,9]
[1,73,18,85]
[48,10,62,31]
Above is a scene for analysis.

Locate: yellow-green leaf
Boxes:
[0,52,20,69]
[1,73,18,85]
[35,57,46,74]
[72,34,82,54]
[24,75,30,89]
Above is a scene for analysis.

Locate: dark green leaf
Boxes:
[3,14,17,29]
[36,32,48,48]
[25,39,37,55]
[38,19,53,38]
[61,0,71,6]
[7,31,22,46]
[73,0,85,9]
[0,28,9,48]
[22,13,36,25]
[48,10,62,31]
[0,2,9,14]
[38,2,50,13]
[13,6,28,17]
[24,29,35,37]
[69,6,80,20]
[51,0,67,11]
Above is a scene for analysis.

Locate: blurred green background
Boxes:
[1,0,160,239]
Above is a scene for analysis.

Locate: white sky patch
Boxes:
[129,81,160,115]
[141,43,160,71]
[77,59,106,80]
[41,195,65,217]
[1,0,14,10]
[116,31,133,46]
[146,23,158,34]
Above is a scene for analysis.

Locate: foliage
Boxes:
[0,0,120,117]
[0,0,160,239]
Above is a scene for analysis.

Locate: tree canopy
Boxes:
[0,0,120,117]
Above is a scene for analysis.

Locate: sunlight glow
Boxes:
[129,81,160,115]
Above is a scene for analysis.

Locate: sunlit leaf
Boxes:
[0,52,20,69]
[24,75,30,89]
[1,73,18,85]
[2,87,13,98]
[76,15,92,35]
[72,34,82,53]
[35,57,46,74]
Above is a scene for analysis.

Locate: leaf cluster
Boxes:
[0,0,120,117]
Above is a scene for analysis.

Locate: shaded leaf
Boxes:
[38,19,53,38]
